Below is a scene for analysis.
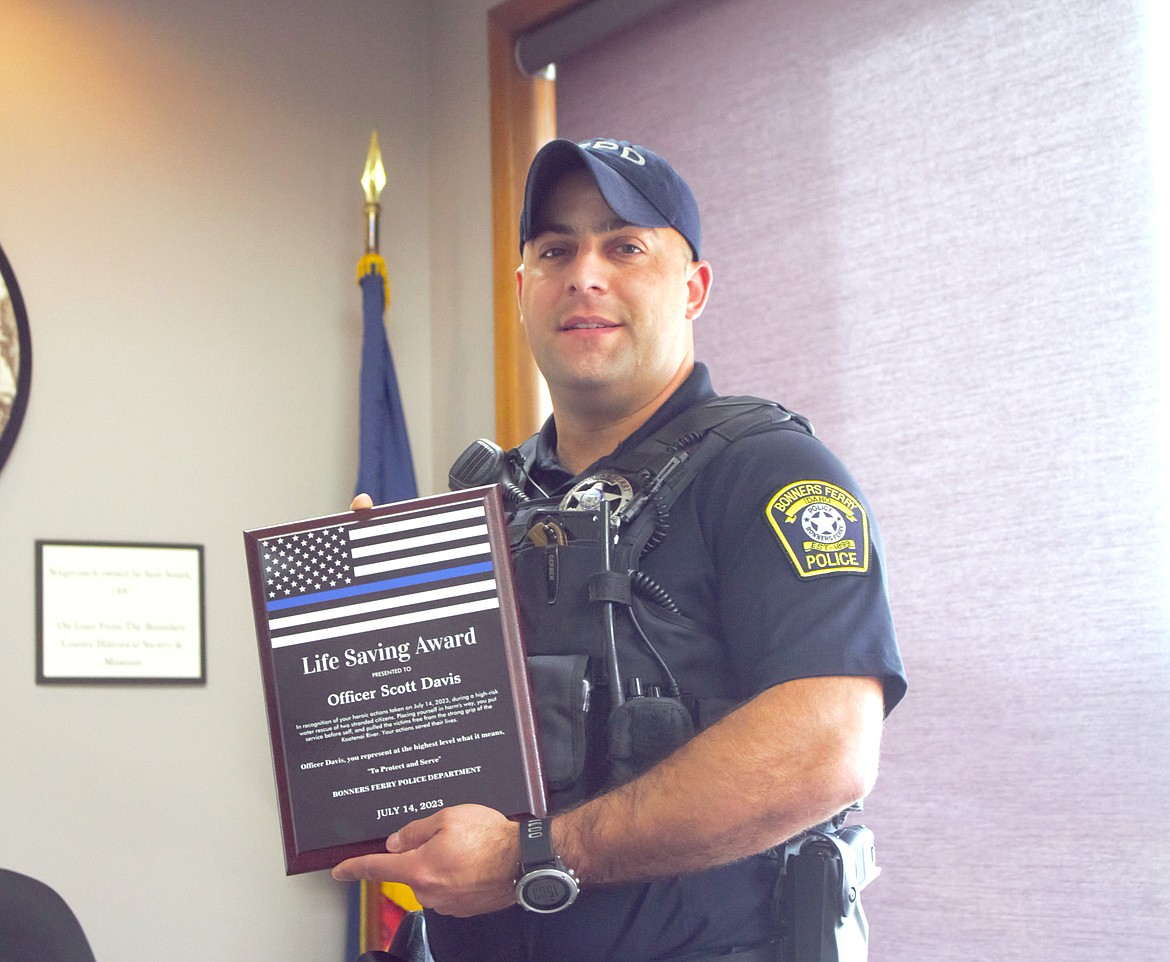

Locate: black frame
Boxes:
[0,240,32,476]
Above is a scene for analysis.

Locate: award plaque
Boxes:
[244,486,546,874]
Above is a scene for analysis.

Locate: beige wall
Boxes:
[427,0,500,477]
[0,0,498,959]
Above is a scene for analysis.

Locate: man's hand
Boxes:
[331,804,520,917]
[352,493,374,510]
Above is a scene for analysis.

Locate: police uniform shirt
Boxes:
[425,362,907,962]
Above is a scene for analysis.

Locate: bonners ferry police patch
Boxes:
[766,480,870,578]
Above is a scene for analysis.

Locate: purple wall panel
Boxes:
[557,1,1170,958]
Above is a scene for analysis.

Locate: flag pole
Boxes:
[353,129,417,505]
[358,131,390,307]
[361,131,386,254]
[351,130,421,956]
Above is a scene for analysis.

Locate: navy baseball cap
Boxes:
[519,138,702,260]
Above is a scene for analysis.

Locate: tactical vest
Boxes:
[498,396,815,811]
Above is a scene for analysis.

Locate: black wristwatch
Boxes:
[515,817,579,913]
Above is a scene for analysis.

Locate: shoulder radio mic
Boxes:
[449,438,530,505]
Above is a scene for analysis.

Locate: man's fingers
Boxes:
[390,811,448,853]
[331,814,441,884]
[329,857,367,883]
[331,852,408,884]
[351,493,374,510]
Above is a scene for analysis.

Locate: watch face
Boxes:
[520,870,577,913]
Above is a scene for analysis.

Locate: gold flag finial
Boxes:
[361,131,387,253]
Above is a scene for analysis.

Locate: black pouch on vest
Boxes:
[526,654,590,793]
[775,825,880,962]
[606,694,694,786]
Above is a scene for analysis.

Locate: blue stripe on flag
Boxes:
[265,559,495,613]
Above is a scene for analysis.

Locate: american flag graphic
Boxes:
[257,498,500,649]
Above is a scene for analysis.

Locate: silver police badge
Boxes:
[558,472,634,514]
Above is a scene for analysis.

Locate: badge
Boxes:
[766,480,870,578]
[558,472,634,514]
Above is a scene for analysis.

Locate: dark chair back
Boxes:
[0,869,97,962]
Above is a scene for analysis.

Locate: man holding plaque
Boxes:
[335,138,907,962]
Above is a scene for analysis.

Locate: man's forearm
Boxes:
[551,675,885,885]
[329,674,885,916]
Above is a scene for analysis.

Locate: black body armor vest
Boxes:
[497,397,815,811]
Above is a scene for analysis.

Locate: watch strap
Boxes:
[519,817,557,870]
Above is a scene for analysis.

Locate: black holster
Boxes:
[774,824,880,962]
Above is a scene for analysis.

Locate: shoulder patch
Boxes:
[766,480,870,578]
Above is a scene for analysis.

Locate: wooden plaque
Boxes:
[244,486,545,874]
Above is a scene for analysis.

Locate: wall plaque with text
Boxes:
[244,486,545,875]
[37,541,205,684]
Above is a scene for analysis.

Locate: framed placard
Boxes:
[36,541,206,684]
[244,486,546,875]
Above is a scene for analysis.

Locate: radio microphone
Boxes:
[449,438,507,489]
[449,438,530,506]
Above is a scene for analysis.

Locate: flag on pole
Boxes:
[347,131,427,962]
[355,252,417,505]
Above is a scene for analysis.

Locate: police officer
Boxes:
[335,138,907,962]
